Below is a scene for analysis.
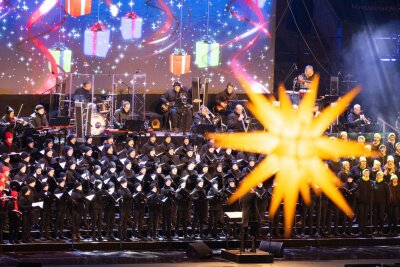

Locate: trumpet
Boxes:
[360,113,371,125]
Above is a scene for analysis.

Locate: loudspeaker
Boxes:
[74,101,84,142]
[186,242,213,259]
[145,112,163,130]
[330,76,339,96]
[258,241,284,258]
[151,118,161,129]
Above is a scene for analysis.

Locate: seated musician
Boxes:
[227,104,246,132]
[0,106,32,135]
[113,101,132,129]
[160,81,192,132]
[29,104,49,128]
[347,104,370,133]
[297,65,315,90]
[192,105,213,127]
[214,82,237,114]
[72,81,94,103]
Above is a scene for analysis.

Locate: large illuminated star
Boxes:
[208,75,366,237]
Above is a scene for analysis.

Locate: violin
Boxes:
[10,117,28,126]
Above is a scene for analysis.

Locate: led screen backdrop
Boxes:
[0,0,275,94]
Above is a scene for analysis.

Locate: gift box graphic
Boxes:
[65,0,92,17]
[169,49,191,76]
[195,40,220,69]
[121,11,143,40]
[252,0,267,9]
[84,21,110,58]
[48,44,72,73]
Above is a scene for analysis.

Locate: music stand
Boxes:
[192,124,217,135]
[122,120,147,132]
[49,117,71,127]
[225,212,243,250]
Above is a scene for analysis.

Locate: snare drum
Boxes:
[91,113,107,136]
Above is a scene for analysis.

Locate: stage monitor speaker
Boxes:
[186,242,213,259]
[145,112,163,130]
[258,241,284,258]
[192,77,201,113]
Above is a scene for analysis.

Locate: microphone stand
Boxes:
[282,64,298,87]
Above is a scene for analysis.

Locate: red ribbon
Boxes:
[89,21,107,32]
[26,0,59,93]
[125,11,138,19]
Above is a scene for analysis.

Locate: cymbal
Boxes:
[192,99,202,103]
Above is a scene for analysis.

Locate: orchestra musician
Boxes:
[192,105,213,127]
[113,101,133,129]
[0,106,32,137]
[227,104,246,132]
[214,83,238,114]
[29,104,49,128]
[297,65,315,90]
[73,81,94,103]
[160,82,192,132]
[347,104,370,133]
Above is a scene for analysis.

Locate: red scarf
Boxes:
[5,139,12,147]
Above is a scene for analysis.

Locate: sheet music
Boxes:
[32,201,44,209]
[85,194,95,201]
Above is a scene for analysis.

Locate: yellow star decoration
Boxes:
[207,75,367,237]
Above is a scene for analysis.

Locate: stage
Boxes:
[0,236,400,253]
[0,243,399,267]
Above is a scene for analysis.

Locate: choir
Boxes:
[0,129,399,244]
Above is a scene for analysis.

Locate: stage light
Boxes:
[208,75,367,237]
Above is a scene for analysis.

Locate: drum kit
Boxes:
[75,98,112,136]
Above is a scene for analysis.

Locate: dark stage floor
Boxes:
[0,246,399,267]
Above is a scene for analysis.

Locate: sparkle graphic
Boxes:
[208,76,367,237]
